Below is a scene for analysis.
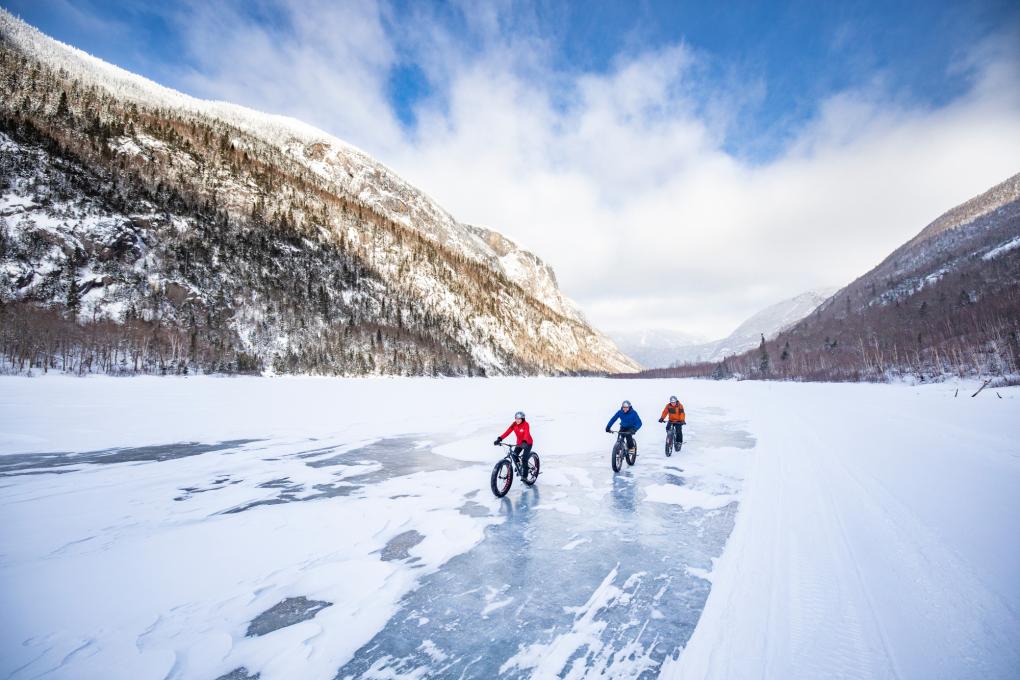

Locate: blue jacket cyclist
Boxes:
[606,400,642,453]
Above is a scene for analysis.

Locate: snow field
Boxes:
[662,380,1020,680]
[0,434,498,679]
[0,376,1017,679]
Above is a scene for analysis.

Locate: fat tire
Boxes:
[611,441,624,473]
[626,445,637,466]
[522,452,541,486]
[665,430,673,457]
[490,459,513,497]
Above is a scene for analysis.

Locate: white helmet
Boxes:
[514,411,525,420]
[669,396,678,404]
[621,400,632,408]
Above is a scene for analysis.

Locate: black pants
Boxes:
[668,422,683,445]
[513,443,532,472]
[620,429,636,450]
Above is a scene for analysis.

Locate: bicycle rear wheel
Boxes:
[490,458,513,497]
[522,453,541,486]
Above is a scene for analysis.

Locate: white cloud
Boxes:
[163,1,1020,339]
[172,0,404,156]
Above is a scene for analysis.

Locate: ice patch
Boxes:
[644,484,737,510]
[562,537,590,551]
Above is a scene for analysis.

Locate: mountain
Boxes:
[637,289,834,367]
[0,11,638,376]
[630,173,1020,381]
[609,328,709,369]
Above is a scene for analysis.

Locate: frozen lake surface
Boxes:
[1,376,1017,680]
[334,429,747,679]
[2,418,750,680]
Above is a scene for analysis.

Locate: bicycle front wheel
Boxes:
[665,431,673,457]
[490,458,513,497]
[611,442,624,473]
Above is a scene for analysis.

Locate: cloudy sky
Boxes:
[7,0,1020,338]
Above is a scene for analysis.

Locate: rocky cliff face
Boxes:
[0,10,637,376]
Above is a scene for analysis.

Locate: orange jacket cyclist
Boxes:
[658,396,685,451]
[494,411,533,473]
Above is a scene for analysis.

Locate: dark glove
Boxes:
[493,437,502,445]
[605,426,612,433]
[658,418,664,423]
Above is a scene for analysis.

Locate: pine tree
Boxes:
[758,334,771,377]
[65,262,80,317]
[711,359,730,380]
[55,90,70,119]
[0,217,8,259]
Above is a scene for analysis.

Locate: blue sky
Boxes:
[4,1,1020,337]
[5,0,1015,160]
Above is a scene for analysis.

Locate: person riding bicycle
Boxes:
[494,411,533,475]
[605,400,642,453]
[658,395,686,451]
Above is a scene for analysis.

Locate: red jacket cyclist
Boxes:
[494,411,533,473]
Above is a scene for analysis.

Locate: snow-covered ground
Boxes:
[0,376,1017,679]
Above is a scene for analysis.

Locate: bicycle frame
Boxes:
[609,430,633,445]
[498,442,525,477]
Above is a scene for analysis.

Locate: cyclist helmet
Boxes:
[621,400,632,408]
[514,411,525,420]
[669,396,678,404]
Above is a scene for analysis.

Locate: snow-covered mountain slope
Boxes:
[659,289,834,367]
[0,10,637,376]
[905,172,1020,250]
[651,173,1020,381]
[610,328,709,369]
[846,172,1020,309]
[710,288,836,357]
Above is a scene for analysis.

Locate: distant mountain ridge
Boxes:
[0,10,637,376]
[618,289,833,368]
[672,289,835,365]
[628,173,1020,381]
[610,328,709,369]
